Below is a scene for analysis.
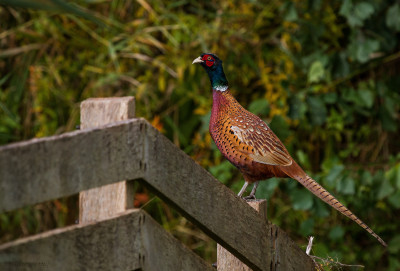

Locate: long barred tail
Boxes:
[298,175,387,247]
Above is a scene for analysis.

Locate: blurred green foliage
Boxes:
[1,0,400,269]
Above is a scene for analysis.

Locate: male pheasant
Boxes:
[193,53,387,247]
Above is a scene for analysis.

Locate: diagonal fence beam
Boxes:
[0,118,314,271]
[0,209,214,271]
[138,121,315,271]
[0,118,146,213]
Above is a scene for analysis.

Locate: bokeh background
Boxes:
[1,0,399,270]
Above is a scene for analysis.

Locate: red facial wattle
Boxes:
[202,55,214,67]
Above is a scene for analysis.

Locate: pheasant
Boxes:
[193,53,387,247]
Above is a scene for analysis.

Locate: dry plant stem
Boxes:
[306,236,365,270]
[306,236,314,256]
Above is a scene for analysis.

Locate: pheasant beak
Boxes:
[192,56,204,64]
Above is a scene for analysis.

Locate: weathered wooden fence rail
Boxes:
[0,97,314,271]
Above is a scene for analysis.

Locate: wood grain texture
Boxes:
[217,200,268,271]
[0,119,314,271]
[0,118,146,213]
[79,97,135,223]
[0,209,213,271]
[80,97,136,127]
[140,210,214,271]
[79,181,134,223]
[216,200,315,271]
[140,123,315,271]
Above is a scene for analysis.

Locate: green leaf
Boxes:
[209,160,235,184]
[288,95,307,120]
[386,4,400,31]
[300,218,314,236]
[385,164,400,189]
[328,226,345,240]
[325,164,345,187]
[290,189,314,210]
[313,198,330,217]
[163,115,189,146]
[361,170,373,186]
[354,2,374,21]
[377,178,395,199]
[256,178,280,199]
[339,0,352,17]
[307,96,327,126]
[395,166,400,189]
[358,89,374,108]
[249,98,270,116]
[356,39,380,63]
[333,53,350,79]
[308,61,325,83]
[338,176,355,195]
[344,10,363,27]
[285,2,298,22]
[269,115,291,140]
[340,1,374,27]
[0,0,105,26]
[379,105,397,132]
[0,73,11,87]
[199,111,211,134]
[296,150,310,169]
[388,191,400,209]
[342,88,358,103]
[388,235,400,254]
[389,257,400,271]
[323,93,337,104]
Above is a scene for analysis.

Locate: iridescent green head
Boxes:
[193,53,228,91]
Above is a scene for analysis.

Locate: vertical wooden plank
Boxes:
[217,200,267,271]
[79,97,135,223]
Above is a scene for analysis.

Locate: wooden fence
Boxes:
[0,97,315,271]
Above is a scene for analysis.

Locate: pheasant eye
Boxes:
[203,55,214,67]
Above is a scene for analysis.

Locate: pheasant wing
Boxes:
[231,115,292,166]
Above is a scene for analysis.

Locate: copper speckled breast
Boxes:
[209,90,289,181]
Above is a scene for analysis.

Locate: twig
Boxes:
[306,236,365,270]
[306,236,314,255]
[309,255,365,269]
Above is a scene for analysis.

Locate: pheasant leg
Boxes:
[244,181,259,200]
[237,181,249,197]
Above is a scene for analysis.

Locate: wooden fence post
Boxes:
[217,199,268,271]
[79,97,135,223]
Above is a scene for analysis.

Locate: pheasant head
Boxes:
[193,53,229,91]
